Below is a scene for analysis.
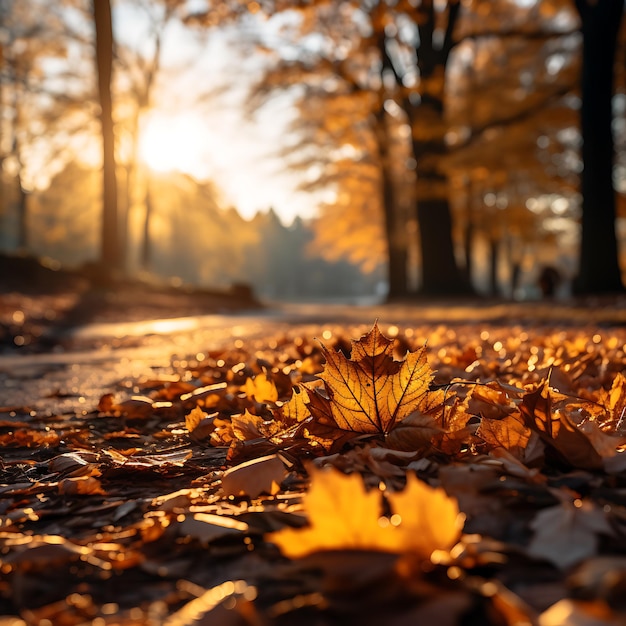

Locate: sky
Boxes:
[114,4,321,224]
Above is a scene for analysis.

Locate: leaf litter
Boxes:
[2,321,626,624]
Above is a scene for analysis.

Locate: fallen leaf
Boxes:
[311,322,433,434]
[185,406,209,432]
[177,513,249,545]
[385,473,465,558]
[242,373,278,404]
[476,413,532,459]
[280,384,312,423]
[598,372,626,434]
[221,454,287,498]
[48,451,100,476]
[527,499,613,570]
[468,381,520,420]
[519,381,604,470]
[267,466,462,559]
[385,411,443,452]
[58,476,106,496]
[231,410,265,441]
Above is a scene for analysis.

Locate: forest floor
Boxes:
[3,256,626,625]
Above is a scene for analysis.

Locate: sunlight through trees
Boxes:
[0,0,625,297]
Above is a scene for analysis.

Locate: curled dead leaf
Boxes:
[221,454,287,498]
[519,380,604,470]
[385,411,443,452]
[177,513,249,545]
[58,476,106,496]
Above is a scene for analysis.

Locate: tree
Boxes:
[31,161,100,265]
[92,0,120,272]
[443,5,581,294]
[241,1,454,297]
[0,0,75,253]
[115,0,186,272]
[573,0,624,293]
[400,0,471,295]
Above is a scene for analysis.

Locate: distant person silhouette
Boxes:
[538,266,560,298]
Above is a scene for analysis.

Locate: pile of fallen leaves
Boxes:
[2,321,626,625]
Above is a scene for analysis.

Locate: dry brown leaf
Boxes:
[185,406,208,432]
[177,513,249,545]
[58,476,106,496]
[48,451,100,476]
[468,381,520,420]
[385,411,443,452]
[231,410,265,441]
[597,372,626,434]
[519,381,604,470]
[221,454,287,498]
[527,500,613,570]
[310,322,433,434]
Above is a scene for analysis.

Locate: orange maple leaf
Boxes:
[242,373,278,404]
[310,322,433,434]
[267,466,463,559]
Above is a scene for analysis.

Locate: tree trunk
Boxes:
[406,0,471,296]
[463,178,475,285]
[16,177,27,251]
[373,108,408,300]
[12,129,28,251]
[573,0,624,293]
[93,0,119,272]
[140,177,153,271]
[488,237,499,297]
[416,193,468,294]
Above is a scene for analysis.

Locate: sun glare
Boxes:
[138,111,211,179]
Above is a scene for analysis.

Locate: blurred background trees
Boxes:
[0,0,624,300]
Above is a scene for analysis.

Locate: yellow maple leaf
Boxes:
[280,384,312,423]
[242,373,278,404]
[267,467,463,559]
[314,322,433,433]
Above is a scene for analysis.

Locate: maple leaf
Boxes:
[527,499,613,570]
[310,322,433,434]
[242,373,278,404]
[476,414,532,460]
[519,380,604,470]
[267,466,463,559]
[280,384,312,424]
